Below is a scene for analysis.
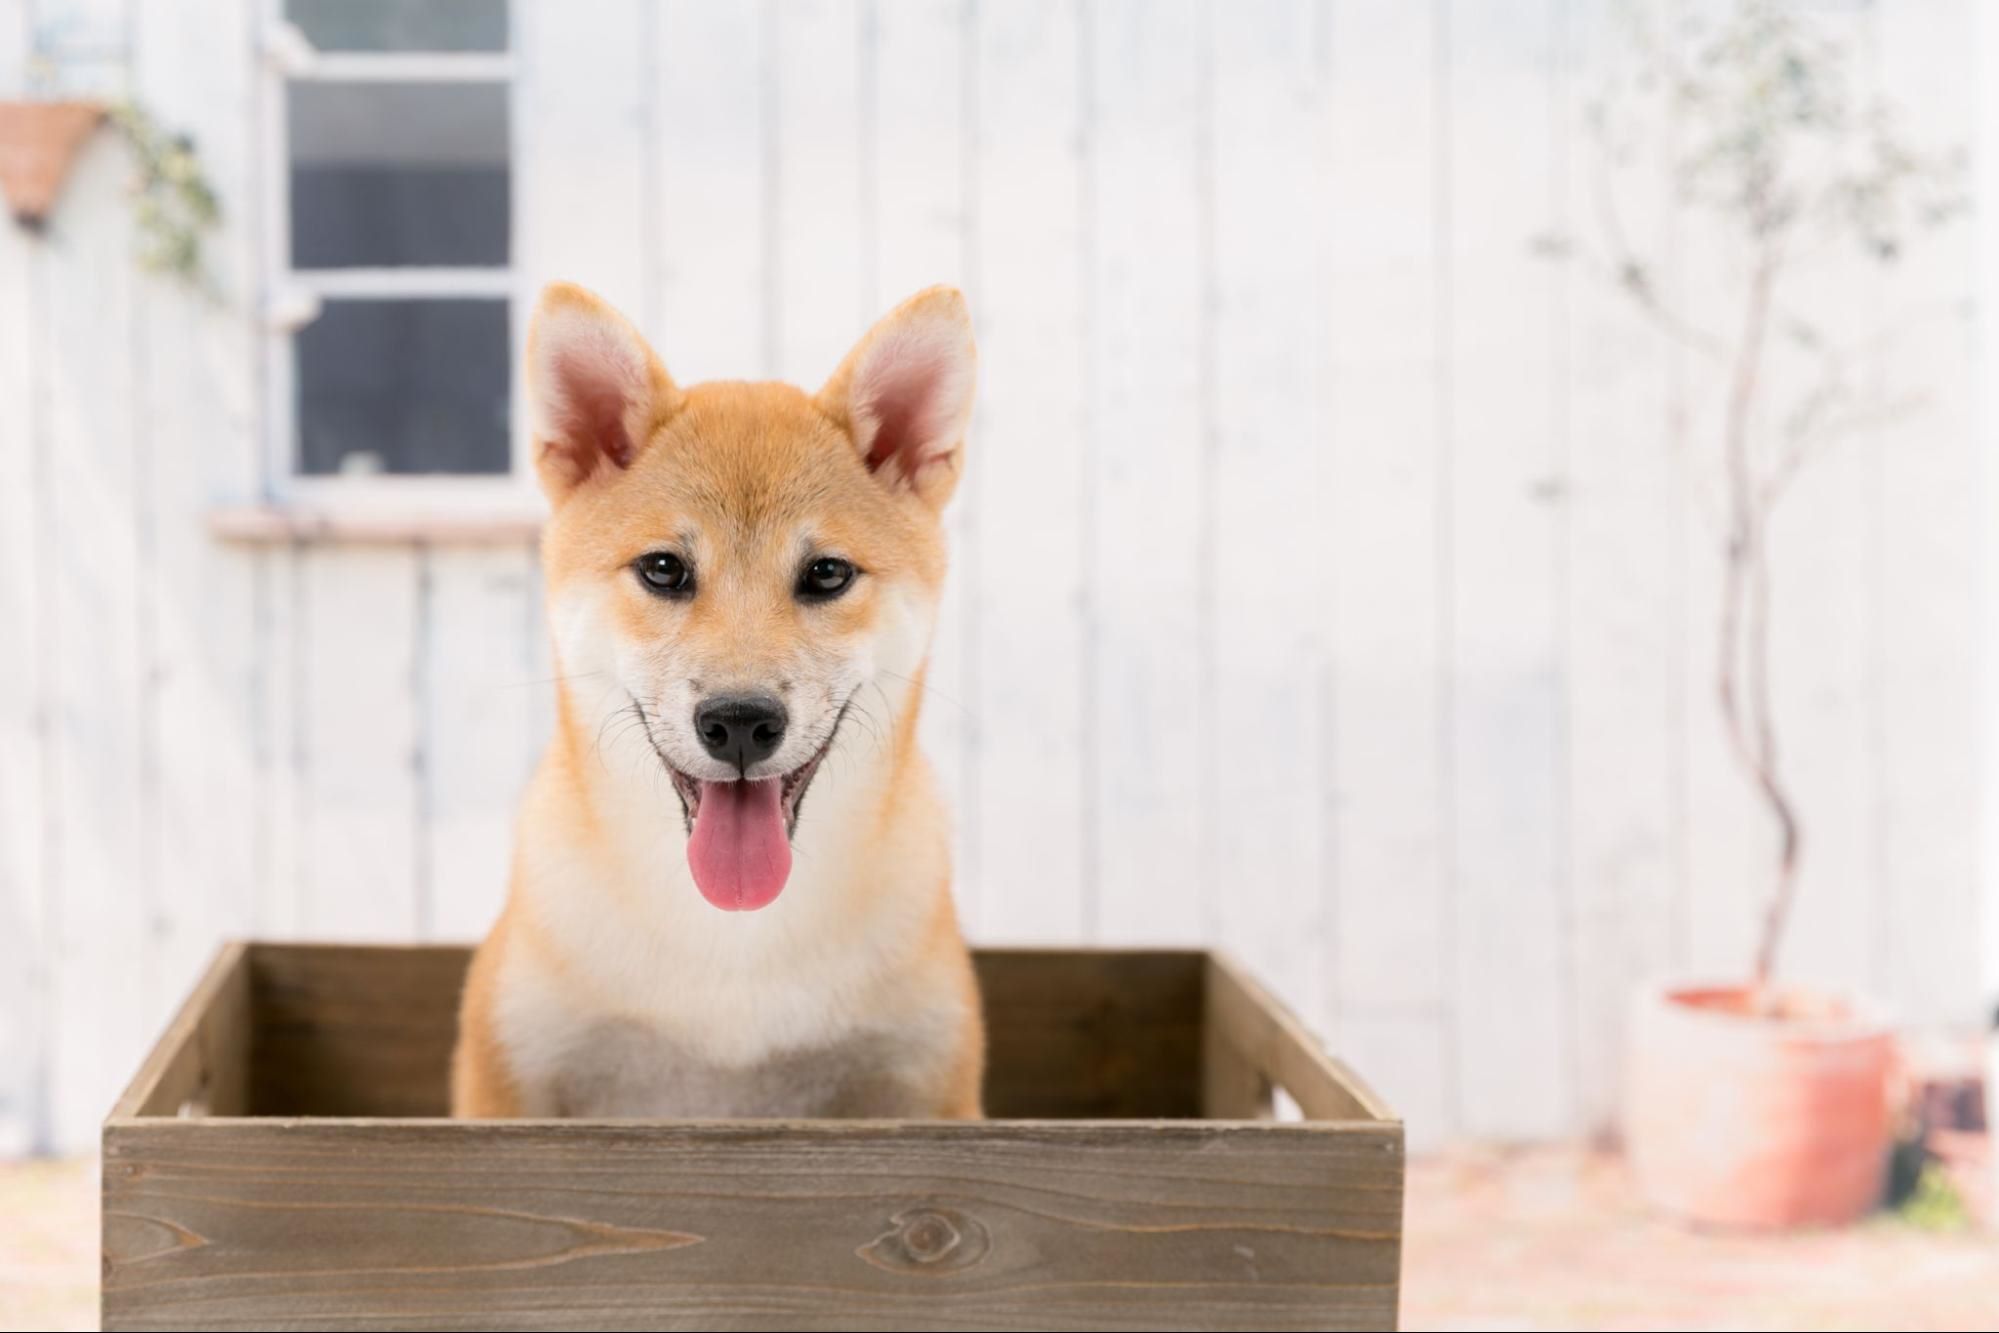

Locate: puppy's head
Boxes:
[529,283,974,912]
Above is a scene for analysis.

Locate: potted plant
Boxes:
[0,55,218,285]
[1579,2,1963,1227]
[0,96,103,228]
[105,100,221,286]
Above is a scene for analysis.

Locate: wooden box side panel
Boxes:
[976,948,1203,1117]
[247,943,467,1116]
[109,940,252,1120]
[103,1119,1402,1332]
[241,944,1207,1119]
[1202,953,1398,1123]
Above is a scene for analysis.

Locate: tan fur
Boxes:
[452,283,984,1121]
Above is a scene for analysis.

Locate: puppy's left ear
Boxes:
[816,285,977,509]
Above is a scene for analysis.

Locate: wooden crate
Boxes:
[103,943,1403,1331]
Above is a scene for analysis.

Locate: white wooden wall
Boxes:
[0,0,1982,1155]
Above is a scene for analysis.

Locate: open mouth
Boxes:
[663,727,836,840]
[657,704,846,913]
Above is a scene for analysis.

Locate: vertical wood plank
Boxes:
[29,0,123,58]
[298,546,421,940]
[1208,0,1324,1015]
[771,0,867,382]
[513,0,651,310]
[1324,0,1453,1147]
[253,545,307,939]
[450,0,642,946]
[1562,0,1684,1130]
[866,0,968,306]
[44,120,150,1151]
[653,0,770,379]
[0,3,20,89]
[422,548,538,941]
[0,0,47,1152]
[131,0,263,1044]
[1087,0,1204,946]
[968,0,1089,940]
[1445,0,1571,1138]
[1876,0,1980,1025]
[866,0,977,927]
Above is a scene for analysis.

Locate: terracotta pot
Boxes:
[1623,982,1894,1229]
[0,100,105,229]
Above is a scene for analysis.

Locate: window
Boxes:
[264,0,517,495]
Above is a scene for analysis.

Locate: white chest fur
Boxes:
[505,1006,943,1119]
[492,764,964,1117]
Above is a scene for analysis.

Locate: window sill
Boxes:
[209,500,545,545]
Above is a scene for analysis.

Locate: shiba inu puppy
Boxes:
[451,283,984,1119]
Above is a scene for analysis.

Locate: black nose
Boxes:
[694,694,788,772]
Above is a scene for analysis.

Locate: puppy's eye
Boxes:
[798,556,857,601]
[635,551,694,597]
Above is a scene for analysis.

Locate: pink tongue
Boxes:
[686,779,792,911]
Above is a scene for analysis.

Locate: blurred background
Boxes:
[2,0,1996,1327]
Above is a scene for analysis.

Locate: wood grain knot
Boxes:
[857,1206,990,1276]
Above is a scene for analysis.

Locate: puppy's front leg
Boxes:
[452,929,527,1118]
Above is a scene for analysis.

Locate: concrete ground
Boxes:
[1403,1144,1999,1331]
[1,1158,94,1332]
[8,1145,1997,1331]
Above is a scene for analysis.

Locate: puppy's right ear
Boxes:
[526,282,680,501]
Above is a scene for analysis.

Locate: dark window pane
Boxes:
[297,299,511,476]
[289,81,509,268]
[286,0,507,52]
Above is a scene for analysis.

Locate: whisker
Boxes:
[874,666,975,720]
[844,692,886,756]
[499,669,609,692]
[868,680,903,748]
[594,694,655,765]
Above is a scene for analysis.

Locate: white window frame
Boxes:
[256,2,533,518]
